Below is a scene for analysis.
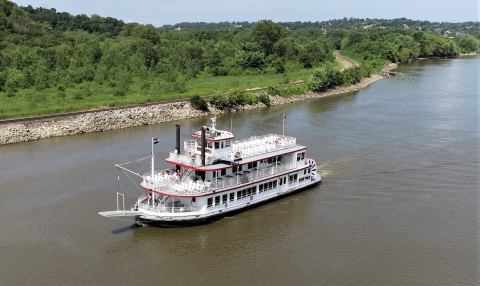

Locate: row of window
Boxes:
[206,169,308,207]
[206,140,231,150]
[220,155,286,175]
[259,180,278,193]
[206,179,278,207]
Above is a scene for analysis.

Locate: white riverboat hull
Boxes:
[99,175,321,225]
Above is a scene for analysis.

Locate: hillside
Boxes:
[0,0,478,118]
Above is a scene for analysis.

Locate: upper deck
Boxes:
[166,133,298,169]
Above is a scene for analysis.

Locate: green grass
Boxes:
[0,67,317,119]
[339,49,366,62]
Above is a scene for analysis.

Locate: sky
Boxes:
[13,0,479,26]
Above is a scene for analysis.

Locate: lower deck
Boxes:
[135,172,321,222]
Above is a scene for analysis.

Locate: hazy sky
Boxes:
[13,0,479,25]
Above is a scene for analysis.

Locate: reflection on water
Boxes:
[0,57,478,286]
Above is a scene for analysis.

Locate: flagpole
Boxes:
[282,114,285,137]
[151,138,155,204]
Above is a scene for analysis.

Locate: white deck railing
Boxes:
[212,162,294,189]
[231,134,296,159]
[138,202,200,213]
[142,161,300,196]
[170,134,297,167]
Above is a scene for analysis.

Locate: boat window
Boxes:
[238,165,243,172]
[259,184,264,192]
[242,189,247,198]
[207,142,212,148]
[253,162,258,168]
[232,166,237,173]
[225,140,230,147]
[252,187,257,195]
[247,189,251,196]
[237,190,242,199]
[248,162,252,169]
[221,141,224,148]
[277,156,282,162]
[192,197,196,203]
[229,193,235,202]
[273,181,277,188]
[215,196,221,206]
[304,169,307,175]
[221,169,226,176]
[213,171,216,178]
[207,198,213,207]
[215,142,220,149]
[268,182,273,189]
[222,194,228,203]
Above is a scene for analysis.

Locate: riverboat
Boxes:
[99,117,321,225]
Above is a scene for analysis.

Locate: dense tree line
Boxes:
[0,0,478,109]
[172,18,480,36]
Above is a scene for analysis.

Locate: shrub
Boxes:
[307,66,344,92]
[258,94,271,106]
[113,87,126,97]
[245,93,259,105]
[266,86,280,96]
[5,88,16,97]
[73,91,84,100]
[342,68,363,85]
[139,81,151,91]
[57,90,66,98]
[276,85,308,97]
[209,94,230,109]
[190,95,209,111]
[209,90,249,110]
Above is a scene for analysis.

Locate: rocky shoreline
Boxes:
[0,63,397,145]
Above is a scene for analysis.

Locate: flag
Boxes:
[153,137,159,144]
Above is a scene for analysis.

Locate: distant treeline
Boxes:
[0,0,478,105]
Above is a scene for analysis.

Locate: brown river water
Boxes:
[0,57,478,285]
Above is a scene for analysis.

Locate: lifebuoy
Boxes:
[234,151,241,159]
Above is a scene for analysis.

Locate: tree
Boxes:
[299,40,333,68]
[252,20,287,56]
[457,35,479,53]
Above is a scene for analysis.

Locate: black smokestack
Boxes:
[201,126,206,166]
[175,124,181,172]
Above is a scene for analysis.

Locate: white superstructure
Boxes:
[99,118,321,224]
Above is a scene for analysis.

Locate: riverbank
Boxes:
[0,63,397,145]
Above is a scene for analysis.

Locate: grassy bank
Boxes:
[0,66,315,119]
